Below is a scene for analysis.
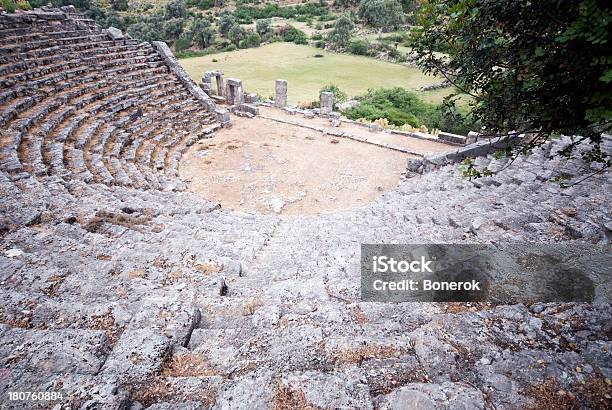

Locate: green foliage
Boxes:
[174,36,192,51]
[412,0,612,176]
[111,0,128,12]
[278,25,308,44]
[228,24,247,46]
[348,39,369,55]
[358,0,404,30]
[328,14,353,49]
[320,84,347,105]
[334,0,359,6]
[218,11,236,36]
[1,0,17,12]
[345,88,427,126]
[164,17,185,42]
[223,44,237,52]
[255,18,271,36]
[345,87,480,134]
[233,3,329,24]
[165,0,187,19]
[186,0,215,10]
[176,48,218,59]
[191,17,216,48]
[127,14,165,42]
[240,31,261,48]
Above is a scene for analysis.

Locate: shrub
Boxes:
[315,40,326,48]
[228,24,247,46]
[358,0,404,30]
[174,36,192,51]
[278,25,308,44]
[218,11,236,35]
[327,14,353,49]
[240,31,261,48]
[345,88,431,126]
[319,84,348,104]
[345,87,480,133]
[223,44,237,52]
[255,18,271,35]
[165,0,188,19]
[186,0,215,10]
[311,33,323,40]
[191,17,216,48]
[1,0,17,12]
[348,39,369,55]
[176,48,217,59]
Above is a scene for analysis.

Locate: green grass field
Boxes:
[180,42,455,105]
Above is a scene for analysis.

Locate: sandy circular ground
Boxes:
[180,115,417,215]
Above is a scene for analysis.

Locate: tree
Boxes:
[328,14,354,49]
[164,17,185,42]
[240,31,261,48]
[334,0,359,7]
[411,0,611,182]
[191,17,216,48]
[218,11,236,36]
[164,0,187,19]
[228,24,247,46]
[256,18,271,36]
[357,0,404,31]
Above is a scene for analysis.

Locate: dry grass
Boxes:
[273,382,318,410]
[523,375,612,410]
[442,302,495,314]
[330,344,407,365]
[161,353,219,377]
[87,310,124,346]
[351,306,368,325]
[194,261,223,275]
[242,299,264,316]
[82,210,153,233]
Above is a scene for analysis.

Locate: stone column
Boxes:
[275,79,287,108]
[201,71,213,95]
[215,73,224,96]
[320,92,334,116]
[226,78,244,106]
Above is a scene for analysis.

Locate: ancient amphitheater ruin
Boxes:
[0,6,611,409]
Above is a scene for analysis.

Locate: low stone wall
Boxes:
[407,135,523,173]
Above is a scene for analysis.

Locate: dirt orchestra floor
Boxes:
[179,111,451,215]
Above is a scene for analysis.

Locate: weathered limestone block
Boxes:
[0,325,111,376]
[226,78,244,106]
[275,79,288,108]
[244,92,259,104]
[320,91,334,116]
[215,108,231,126]
[106,26,123,40]
[239,103,259,116]
[101,327,171,381]
[467,131,481,144]
[438,131,467,145]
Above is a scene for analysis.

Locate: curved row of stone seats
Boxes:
[0,7,219,191]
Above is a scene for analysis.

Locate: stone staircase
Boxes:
[2,132,609,408]
[0,7,219,192]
